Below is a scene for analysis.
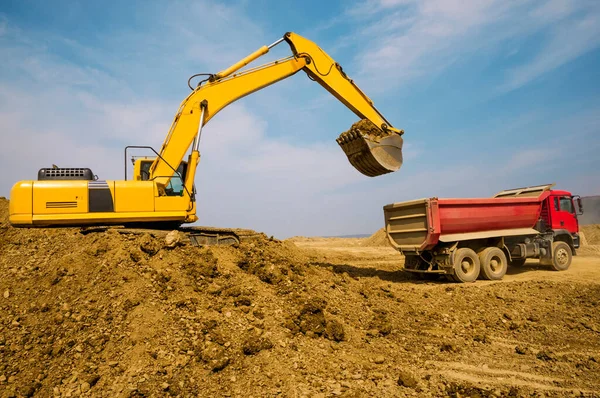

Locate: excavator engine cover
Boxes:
[337,120,403,177]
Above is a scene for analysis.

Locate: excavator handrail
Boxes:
[123,145,174,180]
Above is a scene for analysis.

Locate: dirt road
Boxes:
[294,237,600,397]
[294,237,600,285]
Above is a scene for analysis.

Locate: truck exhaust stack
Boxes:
[337,119,404,177]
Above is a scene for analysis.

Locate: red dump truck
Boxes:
[383,184,583,282]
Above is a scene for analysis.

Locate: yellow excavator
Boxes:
[9,32,404,230]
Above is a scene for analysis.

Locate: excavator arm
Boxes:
[150,32,404,186]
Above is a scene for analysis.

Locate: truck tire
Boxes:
[510,257,526,267]
[452,248,480,283]
[478,247,508,280]
[550,241,572,271]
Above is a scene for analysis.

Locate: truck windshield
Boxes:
[559,196,574,213]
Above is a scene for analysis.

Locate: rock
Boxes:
[242,336,273,355]
[473,334,490,344]
[373,356,385,364]
[325,320,345,342]
[81,382,91,392]
[165,231,183,248]
[161,382,170,391]
[139,234,159,255]
[85,374,100,387]
[19,384,37,397]
[440,343,459,353]
[234,297,252,307]
[0,375,5,382]
[210,357,230,372]
[397,369,418,388]
[382,379,394,387]
[123,299,140,311]
[298,309,326,336]
[536,350,554,361]
[368,310,392,336]
[3,289,9,299]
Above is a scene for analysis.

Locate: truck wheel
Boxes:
[510,257,526,267]
[478,247,507,280]
[452,248,480,283]
[550,241,572,271]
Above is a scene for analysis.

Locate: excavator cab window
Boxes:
[138,160,152,181]
[165,163,187,197]
[136,159,187,196]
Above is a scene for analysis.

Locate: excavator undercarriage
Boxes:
[80,225,266,247]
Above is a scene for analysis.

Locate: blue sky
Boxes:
[0,0,599,238]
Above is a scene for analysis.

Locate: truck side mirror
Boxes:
[574,195,583,215]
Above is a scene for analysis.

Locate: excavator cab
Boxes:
[133,158,188,197]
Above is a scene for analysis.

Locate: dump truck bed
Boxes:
[383,194,549,252]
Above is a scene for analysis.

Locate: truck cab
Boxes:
[540,190,582,247]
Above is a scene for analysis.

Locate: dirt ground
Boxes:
[1,198,599,397]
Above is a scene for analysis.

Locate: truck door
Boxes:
[550,195,579,233]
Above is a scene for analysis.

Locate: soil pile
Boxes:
[362,228,391,247]
[1,198,600,397]
[580,225,600,245]
[579,225,600,256]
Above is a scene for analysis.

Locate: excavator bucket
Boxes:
[336,120,404,177]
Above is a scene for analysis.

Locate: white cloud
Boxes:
[336,0,599,92]
[501,9,600,92]
[504,148,556,172]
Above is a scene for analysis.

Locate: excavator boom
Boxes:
[150,32,403,185]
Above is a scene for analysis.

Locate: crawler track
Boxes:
[79,225,266,246]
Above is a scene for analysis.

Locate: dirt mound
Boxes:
[1,198,600,396]
[362,228,391,247]
[581,225,600,245]
[578,245,600,256]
